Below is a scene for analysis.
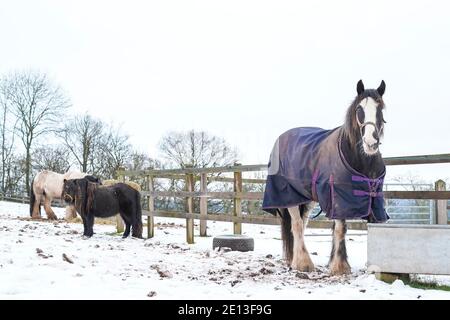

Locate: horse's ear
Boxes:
[377,80,386,96]
[357,80,364,95]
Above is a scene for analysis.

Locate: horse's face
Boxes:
[62,179,80,204]
[355,80,386,156]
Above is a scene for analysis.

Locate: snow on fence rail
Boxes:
[116,153,450,243]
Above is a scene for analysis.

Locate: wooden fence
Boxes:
[0,195,64,207]
[116,153,450,243]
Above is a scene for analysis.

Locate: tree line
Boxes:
[0,70,269,215]
[0,70,242,198]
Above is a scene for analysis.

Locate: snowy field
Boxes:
[0,201,449,300]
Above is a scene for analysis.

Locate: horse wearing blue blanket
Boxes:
[263,80,388,275]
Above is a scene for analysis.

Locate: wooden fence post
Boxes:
[435,180,447,225]
[200,173,207,236]
[185,167,195,244]
[233,163,242,235]
[116,168,125,233]
[147,175,155,238]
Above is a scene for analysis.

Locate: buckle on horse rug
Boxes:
[353,190,382,198]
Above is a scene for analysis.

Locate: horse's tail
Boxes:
[279,208,293,264]
[29,177,40,217]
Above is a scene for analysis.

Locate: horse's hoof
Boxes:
[329,261,351,275]
[291,260,315,272]
[292,264,315,272]
[81,235,92,240]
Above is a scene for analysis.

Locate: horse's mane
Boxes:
[72,179,99,215]
[342,89,385,148]
[86,182,98,213]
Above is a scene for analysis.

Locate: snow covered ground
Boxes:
[0,201,449,300]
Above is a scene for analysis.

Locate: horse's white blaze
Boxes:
[360,97,379,155]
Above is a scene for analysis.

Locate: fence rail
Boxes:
[141,209,368,230]
[117,153,450,177]
[0,195,64,207]
[141,190,450,200]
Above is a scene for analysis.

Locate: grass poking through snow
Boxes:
[406,280,450,292]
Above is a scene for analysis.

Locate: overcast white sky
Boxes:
[0,0,449,182]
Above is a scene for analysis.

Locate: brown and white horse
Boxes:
[264,80,387,275]
[30,170,100,220]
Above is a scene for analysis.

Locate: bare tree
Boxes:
[390,172,432,207]
[60,113,103,173]
[121,151,164,204]
[391,172,431,191]
[127,151,163,172]
[2,71,70,194]
[60,115,135,179]
[94,124,132,179]
[2,154,26,196]
[32,145,71,173]
[0,84,18,194]
[158,130,239,169]
[158,130,239,212]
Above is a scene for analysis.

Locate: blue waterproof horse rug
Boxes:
[262,127,389,222]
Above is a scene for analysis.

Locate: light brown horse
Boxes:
[30,170,100,220]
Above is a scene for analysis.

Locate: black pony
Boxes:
[262,80,387,275]
[62,177,143,238]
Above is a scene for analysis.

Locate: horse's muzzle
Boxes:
[63,194,74,203]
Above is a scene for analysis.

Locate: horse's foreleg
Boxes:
[81,215,88,237]
[301,202,315,232]
[131,221,143,239]
[65,205,78,220]
[123,224,131,238]
[130,203,143,239]
[82,214,94,238]
[288,206,314,272]
[31,195,42,219]
[119,212,131,238]
[43,197,58,220]
[329,219,351,275]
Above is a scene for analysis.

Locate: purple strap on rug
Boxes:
[329,174,335,218]
[352,190,384,197]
